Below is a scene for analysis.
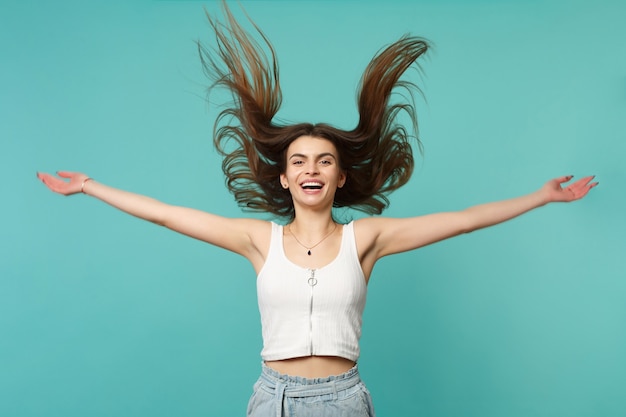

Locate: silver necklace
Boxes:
[288,223,337,256]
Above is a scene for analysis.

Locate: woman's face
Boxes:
[280,135,346,209]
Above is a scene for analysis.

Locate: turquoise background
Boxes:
[2,0,625,416]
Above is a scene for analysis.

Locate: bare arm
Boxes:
[359,175,598,261]
[36,171,267,259]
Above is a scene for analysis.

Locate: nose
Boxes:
[305,161,319,175]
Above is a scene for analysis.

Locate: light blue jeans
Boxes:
[247,363,375,417]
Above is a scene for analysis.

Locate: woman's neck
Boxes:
[289,213,336,241]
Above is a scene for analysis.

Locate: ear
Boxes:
[338,170,347,188]
[279,173,288,189]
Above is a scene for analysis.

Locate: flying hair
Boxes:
[198,2,429,219]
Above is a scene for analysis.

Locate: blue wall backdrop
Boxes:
[2,1,625,416]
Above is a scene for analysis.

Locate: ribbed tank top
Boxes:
[257,221,367,362]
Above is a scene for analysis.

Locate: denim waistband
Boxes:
[259,363,362,417]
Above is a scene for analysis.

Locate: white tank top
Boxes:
[257,221,367,362]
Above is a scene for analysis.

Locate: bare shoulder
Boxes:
[352,217,391,258]
[237,218,273,269]
[240,218,272,240]
[199,216,270,255]
[352,217,396,280]
[353,216,423,261]
[229,217,272,246]
[353,217,393,240]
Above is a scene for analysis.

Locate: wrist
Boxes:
[534,187,551,206]
[81,177,93,194]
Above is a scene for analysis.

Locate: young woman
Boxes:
[37,3,597,416]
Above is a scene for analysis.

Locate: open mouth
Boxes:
[301,181,323,190]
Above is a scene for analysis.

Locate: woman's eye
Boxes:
[320,160,331,165]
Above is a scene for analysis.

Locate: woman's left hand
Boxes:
[542,175,598,203]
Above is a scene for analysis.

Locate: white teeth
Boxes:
[302,181,323,189]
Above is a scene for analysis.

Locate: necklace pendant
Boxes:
[288,223,337,258]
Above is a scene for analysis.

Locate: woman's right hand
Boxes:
[37,171,90,196]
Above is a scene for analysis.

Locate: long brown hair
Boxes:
[199,2,429,219]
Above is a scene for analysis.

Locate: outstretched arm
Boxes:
[359,175,598,260]
[36,171,267,259]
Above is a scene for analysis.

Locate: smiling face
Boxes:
[280,135,347,211]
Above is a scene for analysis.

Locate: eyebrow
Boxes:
[288,152,337,161]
